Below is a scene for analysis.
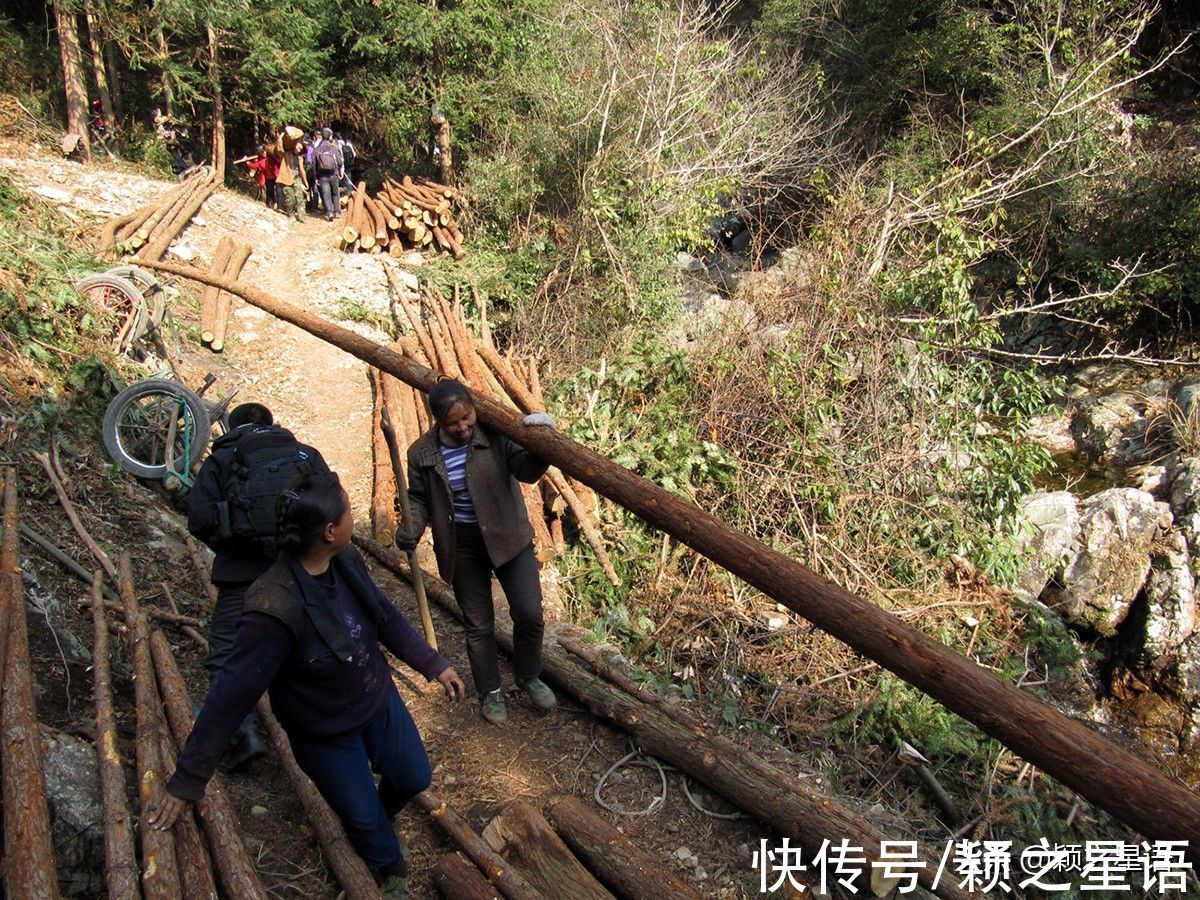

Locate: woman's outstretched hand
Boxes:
[437,667,466,702]
[146,791,190,831]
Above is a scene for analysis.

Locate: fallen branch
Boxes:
[20,523,120,603]
[31,450,116,578]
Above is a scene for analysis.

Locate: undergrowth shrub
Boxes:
[0,174,116,410]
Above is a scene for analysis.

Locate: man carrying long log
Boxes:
[270,125,308,222]
[396,378,560,724]
[186,401,331,769]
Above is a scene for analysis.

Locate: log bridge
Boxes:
[138,259,1200,852]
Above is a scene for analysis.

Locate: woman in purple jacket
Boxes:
[149,472,464,897]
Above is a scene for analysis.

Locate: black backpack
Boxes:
[224,426,318,556]
[340,141,356,168]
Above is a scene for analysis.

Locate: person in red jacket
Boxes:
[244,145,280,208]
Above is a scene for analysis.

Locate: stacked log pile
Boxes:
[338,176,465,259]
[370,276,620,606]
[99,166,218,260]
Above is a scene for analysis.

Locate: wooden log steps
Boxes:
[336,174,465,258]
[0,473,63,899]
[354,534,970,900]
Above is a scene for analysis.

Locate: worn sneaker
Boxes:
[380,873,409,899]
[480,689,508,725]
[518,677,557,711]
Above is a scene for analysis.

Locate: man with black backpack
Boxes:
[312,127,344,221]
[187,402,331,770]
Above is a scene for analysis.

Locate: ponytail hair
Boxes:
[275,472,348,556]
[428,378,474,423]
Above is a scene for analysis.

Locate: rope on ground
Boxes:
[594,740,749,820]
[593,745,667,817]
[680,774,747,820]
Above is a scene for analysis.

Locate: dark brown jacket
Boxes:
[406,423,549,582]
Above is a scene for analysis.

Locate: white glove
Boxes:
[523,412,556,429]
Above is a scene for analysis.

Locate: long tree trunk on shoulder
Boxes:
[52,0,91,161]
[82,0,114,131]
[206,21,225,180]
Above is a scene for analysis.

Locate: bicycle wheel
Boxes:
[75,272,149,352]
[105,265,167,327]
[102,379,211,479]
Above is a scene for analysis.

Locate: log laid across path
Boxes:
[356,534,964,900]
[138,258,1200,850]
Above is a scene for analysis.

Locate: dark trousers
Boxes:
[317,175,339,218]
[264,178,277,207]
[205,583,250,676]
[290,690,430,874]
[451,524,544,695]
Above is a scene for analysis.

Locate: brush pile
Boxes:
[339,176,465,259]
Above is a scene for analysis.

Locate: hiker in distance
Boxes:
[396,378,558,724]
[152,472,465,898]
[187,401,330,770]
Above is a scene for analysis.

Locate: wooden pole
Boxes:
[156,731,220,900]
[0,473,63,899]
[200,236,235,344]
[434,852,503,900]
[482,801,613,900]
[140,259,1200,848]
[415,791,543,900]
[545,796,705,900]
[0,471,18,688]
[139,173,218,262]
[255,698,383,899]
[370,368,399,547]
[380,402,437,649]
[89,571,140,899]
[210,242,252,352]
[116,554,183,899]
[386,270,438,366]
[147,629,269,900]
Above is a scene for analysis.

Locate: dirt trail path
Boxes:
[2,145,760,898]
